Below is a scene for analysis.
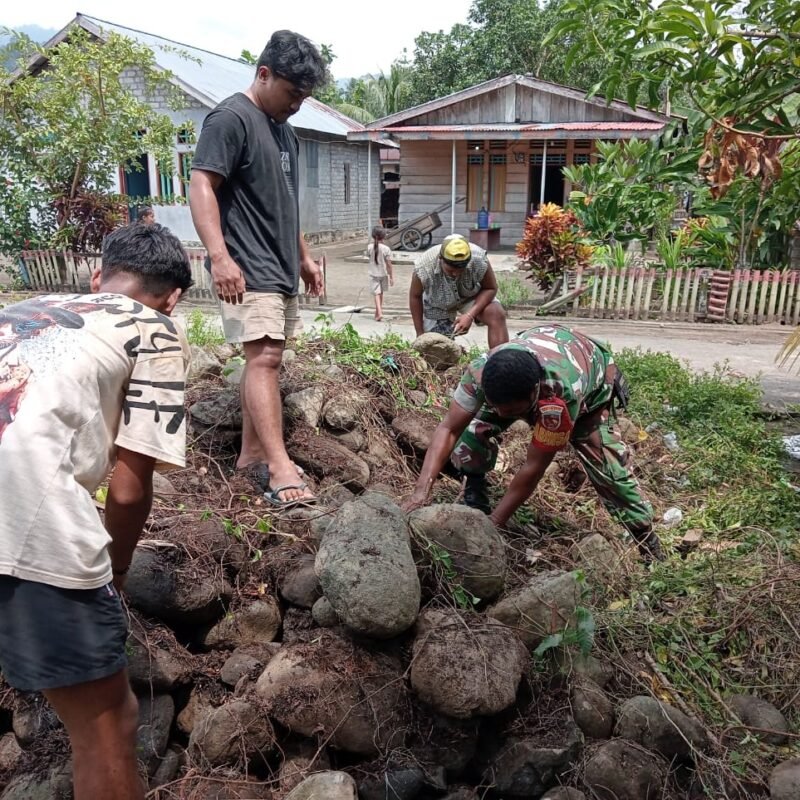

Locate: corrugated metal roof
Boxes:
[76,14,363,137]
[382,122,666,132]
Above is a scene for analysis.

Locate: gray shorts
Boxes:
[0,576,128,691]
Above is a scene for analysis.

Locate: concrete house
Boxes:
[31,14,379,244]
[348,74,672,248]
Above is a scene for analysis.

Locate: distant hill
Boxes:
[1,24,58,69]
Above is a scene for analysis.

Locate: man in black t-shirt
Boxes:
[190,31,326,506]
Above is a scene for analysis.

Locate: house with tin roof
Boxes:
[348,74,673,249]
[30,14,380,244]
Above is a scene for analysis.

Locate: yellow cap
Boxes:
[440,235,472,267]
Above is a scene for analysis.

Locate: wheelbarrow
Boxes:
[385,197,466,251]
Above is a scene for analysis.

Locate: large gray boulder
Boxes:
[188,699,275,768]
[570,534,625,590]
[315,494,420,638]
[488,570,582,647]
[279,555,323,608]
[285,772,358,800]
[0,734,23,776]
[583,740,666,800]
[190,389,241,429]
[189,344,222,380]
[615,696,709,760]
[571,679,614,740]
[483,725,584,797]
[413,332,463,370]
[541,789,586,800]
[136,694,174,776]
[255,633,407,755]
[285,386,325,428]
[770,758,800,800]
[410,504,507,600]
[728,694,790,745]
[410,608,527,719]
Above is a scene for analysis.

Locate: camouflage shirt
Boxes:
[452,325,615,452]
[414,243,489,321]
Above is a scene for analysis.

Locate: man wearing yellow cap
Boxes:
[409,234,509,348]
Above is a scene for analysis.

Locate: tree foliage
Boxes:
[407,0,610,105]
[339,63,413,122]
[0,27,186,254]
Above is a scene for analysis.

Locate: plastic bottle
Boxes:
[477,207,489,230]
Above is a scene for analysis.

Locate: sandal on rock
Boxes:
[263,482,317,509]
[237,462,304,493]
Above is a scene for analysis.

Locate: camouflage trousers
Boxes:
[451,404,653,534]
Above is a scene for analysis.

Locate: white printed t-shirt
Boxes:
[0,293,190,590]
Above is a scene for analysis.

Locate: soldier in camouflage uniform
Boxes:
[405,324,664,562]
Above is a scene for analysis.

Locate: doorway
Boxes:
[528,154,566,212]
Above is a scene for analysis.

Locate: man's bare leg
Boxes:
[237,363,266,469]
[44,670,142,800]
[477,302,510,348]
[243,337,313,502]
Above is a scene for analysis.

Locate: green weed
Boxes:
[185,308,225,347]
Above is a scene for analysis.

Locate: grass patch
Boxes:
[185,308,225,347]
[496,272,537,307]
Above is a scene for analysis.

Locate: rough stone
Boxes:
[151,471,179,496]
[770,758,800,800]
[728,694,790,745]
[315,494,420,638]
[176,687,214,736]
[410,608,528,719]
[583,740,666,800]
[282,348,297,364]
[255,633,407,755]
[12,700,60,746]
[541,789,587,800]
[125,546,233,627]
[285,386,325,428]
[553,651,615,689]
[190,345,222,380]
[222,358,245,386]
[127,631,192,692]
[190,390,242,429]
[571,679,614,740]
[322,394,363,431]
[442,790,479,800]
[483,726,584,797]
[358,767,425,800]
[322,364,345,381]
[615,696,709,759]
[136,695,174,776]
[149,748,182,791]
[391,409,439,454]
[189,699,275,767]
[412,332,463,370]
[280,555,323,608]
[330,429,367,452]
[488,570,582,648]
[277,743,331,795]
[288,432,371,491]
[0,764,72,800]
[284,772,358,800]
[311,596,339,627]
[0,734,24,775]
[407,389,428,407]
[409,504,507,600]
[200,598,282,650]
[409,712,478,775]
[571,534,624,589]
[220,652,263,687]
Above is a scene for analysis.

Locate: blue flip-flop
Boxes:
[263,482,317,509]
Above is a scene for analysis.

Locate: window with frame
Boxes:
[343,162,351,204]
[178,151,194,189]
[305,140,319,188]
[467,145,507,212]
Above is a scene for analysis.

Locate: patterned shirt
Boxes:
[0,294,190,589]
[414,242,489,321]
[453,325,614,452]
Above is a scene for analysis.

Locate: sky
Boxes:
[2,0,475,78]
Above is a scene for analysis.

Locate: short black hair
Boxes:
[481,348,542,405]
[102,223,192,295]
[257,30,328,91]
[137,206,154,221]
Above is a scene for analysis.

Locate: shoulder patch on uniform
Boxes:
[539,402,563,431]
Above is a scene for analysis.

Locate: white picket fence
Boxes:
[562,265,800,324]
[16,248,328,305]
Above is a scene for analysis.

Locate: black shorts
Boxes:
[0,576,128,692]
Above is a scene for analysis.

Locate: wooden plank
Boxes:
[728,269,741,322]
[786,271,798,325]
[598,266,609,319]
[793,271,800,325]
[589,267,601,318]
[614,268,626,318]
[776,270,789,325]
[688,269,701,322]
[632,267,645,320]
[670,268,683,321]
[766,270,780,323]
[642,268,656,320]
[607,269,617,319]
[756,270,770,323]
[680,267,693,321]
[738,269,750,323]
[624,267,636,319]
[661,269,673,320]
[572,265,584,315]
[21,251,39,289]
[747,271,760,323]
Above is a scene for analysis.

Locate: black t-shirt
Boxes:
[192,92,300,295]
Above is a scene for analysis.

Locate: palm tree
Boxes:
[337,63,413,123]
